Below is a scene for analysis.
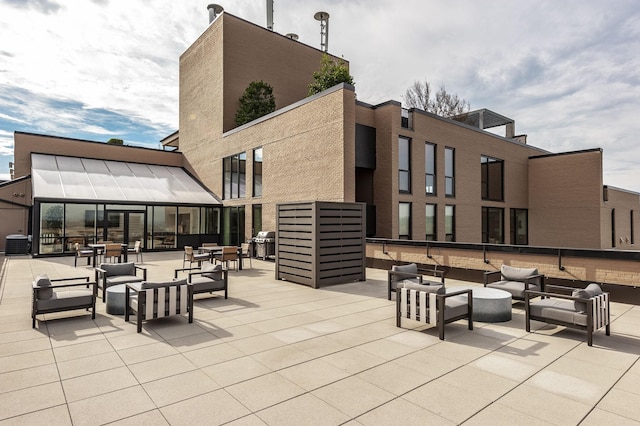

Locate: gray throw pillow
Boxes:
[572,288,591,313]
[201,263,223,280]
[34,274,53,300]
[585,283,603,297]
[392,263,418,275]
[501,265,538,281]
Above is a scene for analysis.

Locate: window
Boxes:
[611,209,616,247]
[631,211,635,245]
[482,207,504,244]
[253,148,262,197]
[201,207,220,234]
[252,204,262,237]
[425,204,436,241]
[425,142,436,195]
[399,202,411,239]
[445,205,455,242]
[177,206,200,235]
[481,155,504,201]
[445,147,455,196]
[399,137,411,193]
[510,209,528,245]
[401,108,412,129]
[223,152,246,199]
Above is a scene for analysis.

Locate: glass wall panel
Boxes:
[39,203,64,254]
[64,203,97,251]
[153,206,176,248]
[201,207,221,234]
[178,206,200,235]
[482,207,504,244]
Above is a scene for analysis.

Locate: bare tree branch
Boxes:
[403,79,470,118]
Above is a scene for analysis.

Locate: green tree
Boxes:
[307,54,354,96]
[403,79,470,118]
[106,138,124,145]
[235,81,276,126]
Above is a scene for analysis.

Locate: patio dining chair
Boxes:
[127,240,143,263]
[74,243,93,267]
[183,245,211,268]
[214,246,239,271]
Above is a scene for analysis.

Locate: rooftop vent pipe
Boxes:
[314,11,329,52]
[266,0,274,30]
[208,4,223,24]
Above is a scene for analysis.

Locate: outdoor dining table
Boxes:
[88,243,128,267]
[198,246,243,270]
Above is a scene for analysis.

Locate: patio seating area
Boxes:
[1,251,640,425]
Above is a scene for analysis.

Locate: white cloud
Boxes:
[0,0,639,191]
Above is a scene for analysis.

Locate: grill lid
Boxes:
[256,231,275,239]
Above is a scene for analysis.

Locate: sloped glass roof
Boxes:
[31,154,220,205]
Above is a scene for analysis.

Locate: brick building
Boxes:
[2,11,638,253]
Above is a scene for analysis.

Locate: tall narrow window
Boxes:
[252,204,262,237]
[445,147,455,197]
[631,210,635,245]
[445,205,455,242]
[399,202,411,239]
[223,152,246,199]
[611,209,616,247]
[399,137,411,193]
[425,204,436,241]
[510,208,528,245]
[253,147,263,197]
[482,207,504,244]
[481,155,504,201]
[425,142,436,195]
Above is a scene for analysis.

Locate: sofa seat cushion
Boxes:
[529,298,587,326]
[189,276,225,292]
[487,280,540,299]
[106,275,144,286]
[443,296,470,321]
[36,289,94,310]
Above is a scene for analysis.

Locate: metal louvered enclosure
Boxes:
[276,201,366,288]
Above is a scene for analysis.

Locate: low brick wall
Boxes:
[366,242,640,305]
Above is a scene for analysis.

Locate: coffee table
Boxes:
[447,286,512,322]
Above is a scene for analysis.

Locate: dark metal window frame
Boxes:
[253,147,263,198]
[482,206,504,244]
[223,152,246,200]
[510,208,529,245]
[399,136,411,194]
[425,142,436,196]
[399,202,412,239]
[425,203,436,241]
[445,147,455,197]
[481,155,504,201]
[445,204,455,242]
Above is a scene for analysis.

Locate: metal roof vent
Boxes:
[314,11,329,52]
[285,33,299,40]
[266,0,274,30]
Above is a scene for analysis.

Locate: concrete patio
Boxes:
[1,251,639,425]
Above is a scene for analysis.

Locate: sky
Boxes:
[1,0,639,191]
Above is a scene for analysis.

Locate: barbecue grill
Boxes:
[254,231,276,260]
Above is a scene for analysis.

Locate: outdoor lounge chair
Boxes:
[32,274,97,328]
[525,283,610,346]
[396,281,473,340]
[484,265,544,300]
[95,262,146,301]
[125,279,193,333]
[388,263,445,300]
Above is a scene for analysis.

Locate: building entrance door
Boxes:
[105,211,145,245]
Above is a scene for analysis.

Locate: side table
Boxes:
[106,284,126,315]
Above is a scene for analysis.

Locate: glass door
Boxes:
[105,211,145,245]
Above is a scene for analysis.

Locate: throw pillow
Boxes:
[500,265,538,281]
[572,288,591,313]
[34,274,53,300]
[201,263,223,280]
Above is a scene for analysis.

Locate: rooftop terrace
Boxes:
[1,252,639,425]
